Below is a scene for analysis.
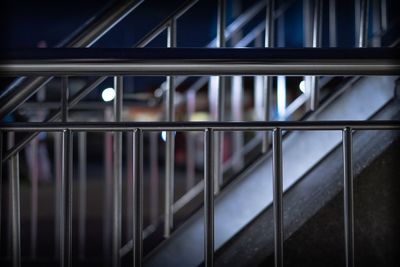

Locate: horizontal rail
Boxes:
[0,48,399,76]
[0,121,399,133]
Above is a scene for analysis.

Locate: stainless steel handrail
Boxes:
[0,0,145,119]
[1,120,399,131]
[1,48,398,76]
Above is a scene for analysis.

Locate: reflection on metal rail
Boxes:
[1,48,399,76]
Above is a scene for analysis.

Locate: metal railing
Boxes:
[1,120,400,267]
[1,47,400,267]
[1,1,387,257]
[1,1,399,267]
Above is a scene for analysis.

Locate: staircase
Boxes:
[0,0,399,267]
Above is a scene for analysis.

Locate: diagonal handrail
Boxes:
[1,0,285,163]
[2,0,200,163]
[0,0,145,119]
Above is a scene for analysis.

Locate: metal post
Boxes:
[329,0,337,47]
[231,76,244,171]
[272,128,283,267]
[78,131,87,260]
[103,119,113,262]
[30,137,39,259]
[204,129,214,267]
[54,132,62,260]
[133,129,143,267]
[215,0,226,193]
[217,0,225,48]
[149,132,160,225]
[0,131,3,251]
[11,152,21,267]
[343,128,354,267]
[186,91,196,190]
[30,89,43,260]
[277,2,286,120]
[60,76,73,267]
[303,0,312,47]
[310,0,322,111]
[381,0,387,32]
[164,18,177,238]
[126,132,134,239]
[254,76,264,121]
[254,33,263,123]
[113,76,123,267]
[354,0,360,42]
[262,0,274,153]
[61,129,73,267]
[358,0,369,48]
[304,0,312,107]
[7,132,14,258]
[372,0,381,47]
[230,0,244,169]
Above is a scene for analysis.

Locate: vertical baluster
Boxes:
[272,128,283,267]
[30,136,39,259]
[329,0,337,47]
[214,0,226,194]
[380,0,387,32]
[54,132,61,260]
[103,108,113,262]
[204,129,214,267]
[262,0,274,153]
[60,76,73,267]
[133,129,143,267]
[343,128,354,267]
[78,131,87,260]
[371,0,381,47]
[231,0,244,171]
[303,0,311,111]
[231,76,244,171]
[113,76,123,267]
[7,132,14,258]
[61,129,73,267]
[164,18,177,238]
[11,150,21,267]
[126,132,134,240]
[0,131,3,252]
[277,2,286,120]
[355,0,360,43]
[149,132,160,226]
[310,0,322,111]
[358,0,369,48]
[186,91,196,190]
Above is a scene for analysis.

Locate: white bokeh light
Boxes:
[101,87,116,102]
[161,131,167,142]
[299,80,306,93]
